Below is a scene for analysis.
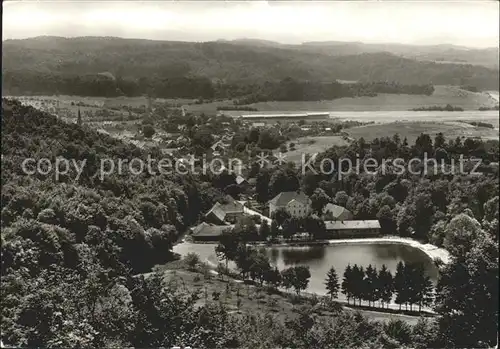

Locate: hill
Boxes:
[299,41,499,69]
[2,36,499,98]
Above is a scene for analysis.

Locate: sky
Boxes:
[3,1,499,48]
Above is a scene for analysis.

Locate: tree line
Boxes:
[3,70,435,101]
[326,262,434,312]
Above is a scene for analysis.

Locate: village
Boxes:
[190,191,381,243]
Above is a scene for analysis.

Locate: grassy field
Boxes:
[10,95,197,109]
[185,86,499,114]
[278,136,349,164]
[154,259,428,326]
[346,121,499,143]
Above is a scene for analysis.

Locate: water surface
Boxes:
[173,241,438,297]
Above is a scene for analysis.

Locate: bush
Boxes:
[184,252,200,271]
[142,124,155,138]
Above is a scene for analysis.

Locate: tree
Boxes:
[324,266,339,299]
[184,252,200,271]
[364,264,378,307]
[281,266,311,296]
[434,132,446,149]
[233,216,258,242]
[443,213,485,257]
[414,264,434,312]
[310,188,330,214]
[411,318,439,349]
[435,227,498,347]
[351,264,365,306]
[377,205,396,235]
[281,267,295,292]
[394,261,408,311]
[255,169,271,204]
[341,264,354,305]
[384,319,412,346]
[272,208,290,227]
[377,264,394,309]
[234,245,254,279]
[264,267,282,290]
[258,220,270,241]
[215,229,240,267]
[142,124,155,138]
[334,191,349,208]
[291,266,311,296]
[249,251,271,285]
[280,217,294,241]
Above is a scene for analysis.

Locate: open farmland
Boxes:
[186,86,499,114]
[346,121,499,144]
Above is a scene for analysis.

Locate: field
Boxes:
[185,86,499,114]
[346,121,499,144]
[8,95,196,110]
[278,136,349,164]
[154,259,426,326]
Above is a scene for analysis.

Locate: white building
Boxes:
[269,191,311,218]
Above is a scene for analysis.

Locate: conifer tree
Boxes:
[378,264,394,308]
[341,264,354,305]
[394,261,408,311]
[325,266,340,299]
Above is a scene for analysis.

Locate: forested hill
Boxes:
[1,98,221,274]
[2,36,499,97]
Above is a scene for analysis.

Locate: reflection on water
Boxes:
[173,242,439,296]
[263,243,439,295]
[268,246,326,265]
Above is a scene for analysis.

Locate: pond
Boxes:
[172,241,439,297]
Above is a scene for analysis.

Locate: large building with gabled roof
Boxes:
[269,191,312,218]
[322,203,353,221]
[190,222,234,241]
[205,195,245,224]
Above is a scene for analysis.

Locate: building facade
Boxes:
[325,220,381,239]
[269,191,311,218]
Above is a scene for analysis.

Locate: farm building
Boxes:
[325,220,381,238]
[205,196,246,224]
[190,222,234,242]
[322,204,353,221]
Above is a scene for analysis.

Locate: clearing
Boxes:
[346,121,499,144]
[279,136,349,164]
[186,86,499,114]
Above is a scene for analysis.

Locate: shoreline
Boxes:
[249,236,450,264]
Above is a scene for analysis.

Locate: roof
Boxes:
[220,196,245,214]
[236,175,247,185]
[205,202,227,222]
[205,196,245,221]
[323,203,353,221]
[325,220,381,230]
[191,223,234,237]
[270,191,310,207]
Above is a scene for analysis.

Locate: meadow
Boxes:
[346,121,499,144]
[185,86,499,114]
[279,136,349,164]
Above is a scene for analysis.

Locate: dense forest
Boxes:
[2,71,434,100]
[2,36,499,97]
[1,99,498,348]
